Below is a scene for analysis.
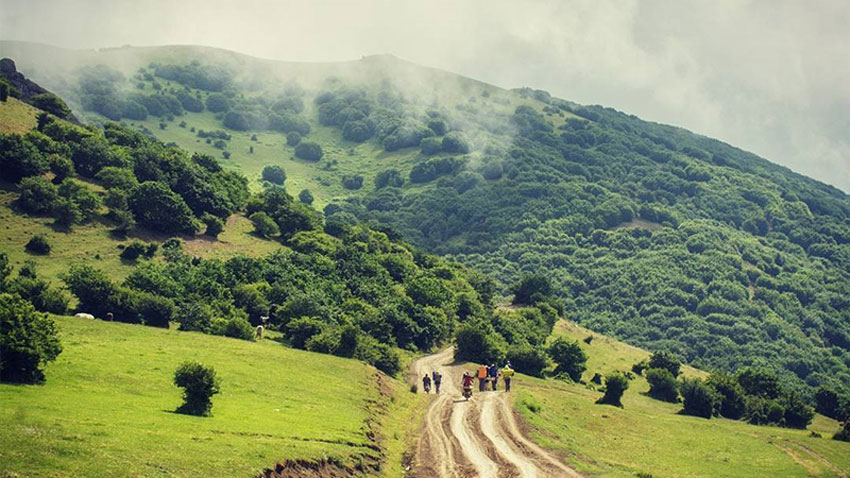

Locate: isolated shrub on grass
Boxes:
[262,165,286,185]
[0,293,62,384]
[25,234,51,255]
[294,141,323,161]
[341,174,364,190]
[680,377,720,418]
[646,368,679,402]
[597,371,629,407]
[173,361,220,416]
[298,189,314,205]
[547,337,587,381]
[648,351,681,377]
[120,241,152,261]
[202,213,224,238]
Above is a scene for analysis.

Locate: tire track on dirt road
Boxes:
[411,348,582,478]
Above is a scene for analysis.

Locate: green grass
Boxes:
[0,97,39,134]
[0,316,390,478]
[0,183,281,286]
[512,320,850,478]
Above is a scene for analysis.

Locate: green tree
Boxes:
[24,235,51,255]
[680,377,720,418]
[173,361,220,416]
[597,371,629,407]
[374,169,404,189]
[30,93,73,119]
[707,372,746,419]
[71,136,123,177]
[455,318,506,364]
[95,166,138,190]
[18,176,59,213]
[298,189,314,205]
[47,154,75,184]
[262,165,286,185]
[128,182,198,235]
[0,133,48,182]
[202,213,224,238]
[294,141,323,161]
[0,293,62,383]
[511,274,552,305]
[646,368,679,402]
[507,344,548,377]
[648,351,681,377]
[547,337,587,381]
[736,367,781,399]
[250,211,279,238]
[61,264,116,317]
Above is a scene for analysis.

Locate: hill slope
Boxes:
[515,320,850,477]
[0,316,409,478]
[2,41,849,399]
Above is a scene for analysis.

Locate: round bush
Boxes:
[262,165,286,185]
[294,141,323,161]
[0,293,63,383]
[25,234,51,255]
[174,361,220,416]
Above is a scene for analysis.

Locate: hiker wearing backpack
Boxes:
[502,363,515,392]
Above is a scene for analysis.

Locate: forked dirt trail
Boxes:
[411,348,582,478]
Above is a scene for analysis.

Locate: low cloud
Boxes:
[2,0,848,191]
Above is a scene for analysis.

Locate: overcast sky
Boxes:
[2,0,848,192]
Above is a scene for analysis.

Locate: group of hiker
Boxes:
[421,370,442,394]
[422,363,516,397]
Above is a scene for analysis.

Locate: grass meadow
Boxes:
[0,316,398,478]
[513,320,850,478]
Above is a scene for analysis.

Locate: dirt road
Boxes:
[411,348,582,478]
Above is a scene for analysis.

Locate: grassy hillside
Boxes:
[0,183,280,285]
[0,96,38,134]
[513,320,850,478]
[0,315,407,478]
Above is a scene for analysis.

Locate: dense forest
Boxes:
[322,87,850,397]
